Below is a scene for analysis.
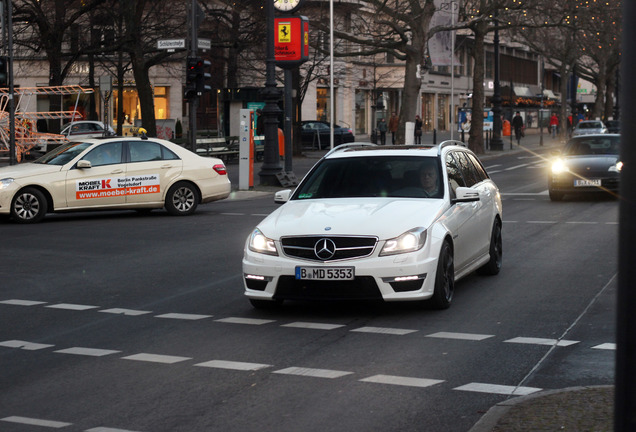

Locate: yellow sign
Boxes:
[278,22,291,43]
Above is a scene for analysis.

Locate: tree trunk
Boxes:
[468,22,486,154]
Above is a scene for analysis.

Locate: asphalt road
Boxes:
[0,146,617,432]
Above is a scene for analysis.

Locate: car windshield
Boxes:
[294,156,443,199]
[564,136,620,156]
[34,142,92,165]
[577,122,602,129]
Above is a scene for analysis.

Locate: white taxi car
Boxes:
[243,142,502,310]
[0,135,231,223]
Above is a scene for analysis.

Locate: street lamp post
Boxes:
[490,9,504,151]
[259,0,283,186]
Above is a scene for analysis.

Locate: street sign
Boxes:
[198,38,211,51]
[158,39,186,50]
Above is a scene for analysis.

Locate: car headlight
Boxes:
[0,178,15,189]
[380,227,427,256]
[248,228,278,256]
[551,159,568,174]
[609,161,623,173]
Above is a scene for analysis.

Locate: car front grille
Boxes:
[281,236,377,262]
[275,276,382,301]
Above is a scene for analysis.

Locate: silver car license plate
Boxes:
[295,266,355,280]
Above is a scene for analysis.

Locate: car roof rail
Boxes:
[324,142,377,157]
[437,139,467,155]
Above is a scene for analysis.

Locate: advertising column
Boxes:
[239,109,255,190]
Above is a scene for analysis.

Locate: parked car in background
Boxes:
[243,141,503,310]
[0,135,231,223]
[605,119,620,134]
[548,134,621,201]
[62,121,116,140]
[572,120,608,136]
[300,121,355,149]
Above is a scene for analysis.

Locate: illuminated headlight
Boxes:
[380,227,427,256]
[609,161,623,173]
[551,159,568,174]
[0,178,14,189]
[248,228,278,256]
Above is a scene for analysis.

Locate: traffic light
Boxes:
[0,56,8,88]
[184,57,199,101]
[195,59,211,94]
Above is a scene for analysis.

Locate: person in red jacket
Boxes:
[549,113,559,138]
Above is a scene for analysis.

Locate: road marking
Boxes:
[426,332,494,341]
[215,317,275,325]
[220,212,245,216]
[0,340,54,350]
[566,221,599,225]
[0,416,71,428]
[0,299,47,306]
[360,375,444,388]
[454,382,542,396]
[54,347,121,357]
[121,353,192,364]
[505,337,579,347]
[500,192,548,196]
[273,367,353,379]
[527,221,558,224]
[351,326,417,335]
[86,427,143,432]
[155,313,212,320]
[282,322,345,330]
[100,308,152,316]
[504,163,530,171]
[485,164,502,169]
[195,360,272,371]
[592,343,616,350]
[46,303,99,311]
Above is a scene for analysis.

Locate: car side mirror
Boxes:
[274,189,293,204]
[77,160,92,169]
[452,187,480,203]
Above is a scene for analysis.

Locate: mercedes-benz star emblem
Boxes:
[314,238,337,260]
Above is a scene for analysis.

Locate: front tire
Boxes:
[165,182,199,216]
[478,219,502,275]
[549,188,564,201]
[430,241,454,309]
[11,188,48,224]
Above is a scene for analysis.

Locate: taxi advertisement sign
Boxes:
[76,174,161,200]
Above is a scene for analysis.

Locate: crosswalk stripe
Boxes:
[505,337,579,347]
[282,322,345,330]
[592,343,616,350]
[454,382,542,396]
[155,313,212,320]
[100,308,152,316]
[360,375,444,388]
[215,317,275,325]
[46,303,98,311]
[54,347,121,357]
[273,367,353,379]
[351,326,417,335]
[0,416,72,428]
[0,340,54,350]
[426,332,494,341]
[195,360,272,371]
[121,353,191,364]
[0,299,47,306]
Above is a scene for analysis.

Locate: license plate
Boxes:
[295,266,355,280]
[574,179,602,187]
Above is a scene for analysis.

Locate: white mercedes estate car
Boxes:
[0,136,231,223]
[243,141,502,309]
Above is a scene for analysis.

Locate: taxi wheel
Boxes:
[11,187,48,224]
[430,241,454,309]
[165,182,199,216]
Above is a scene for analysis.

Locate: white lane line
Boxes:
[0,416,71,428]
[121,353,192,364]
[360,375,444,388]
[527,221,558,224]
[565,221,598,225]
[454,382,542,396]
[0,340,54,350]
[252,213,270,217]
[282,322,345,330]
[0,299,47,306]
[592,343,616,350]
[195,360,272,371]
[100,308,152,316]
[485,164,502,169]
[426,332,494,341]
[504,163,531,171]
[215,317,275,325]
[86,427,143,432]
[505,337,579,347]
[46,303,99,311]
[606,222,619,225]
[54,347,121,357]
[351,326,417,336]
[220,212,245,216]
[273,367,353,379]
[155,313,212,320]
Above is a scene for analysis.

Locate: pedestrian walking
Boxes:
[549,113,559,138]
[388,113,399,144]
[377,118,387,145]
[414,115,423,144]
[512,111,524,145]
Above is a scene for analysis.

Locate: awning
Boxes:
[514,86,533,97]
[543,89,558,99]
